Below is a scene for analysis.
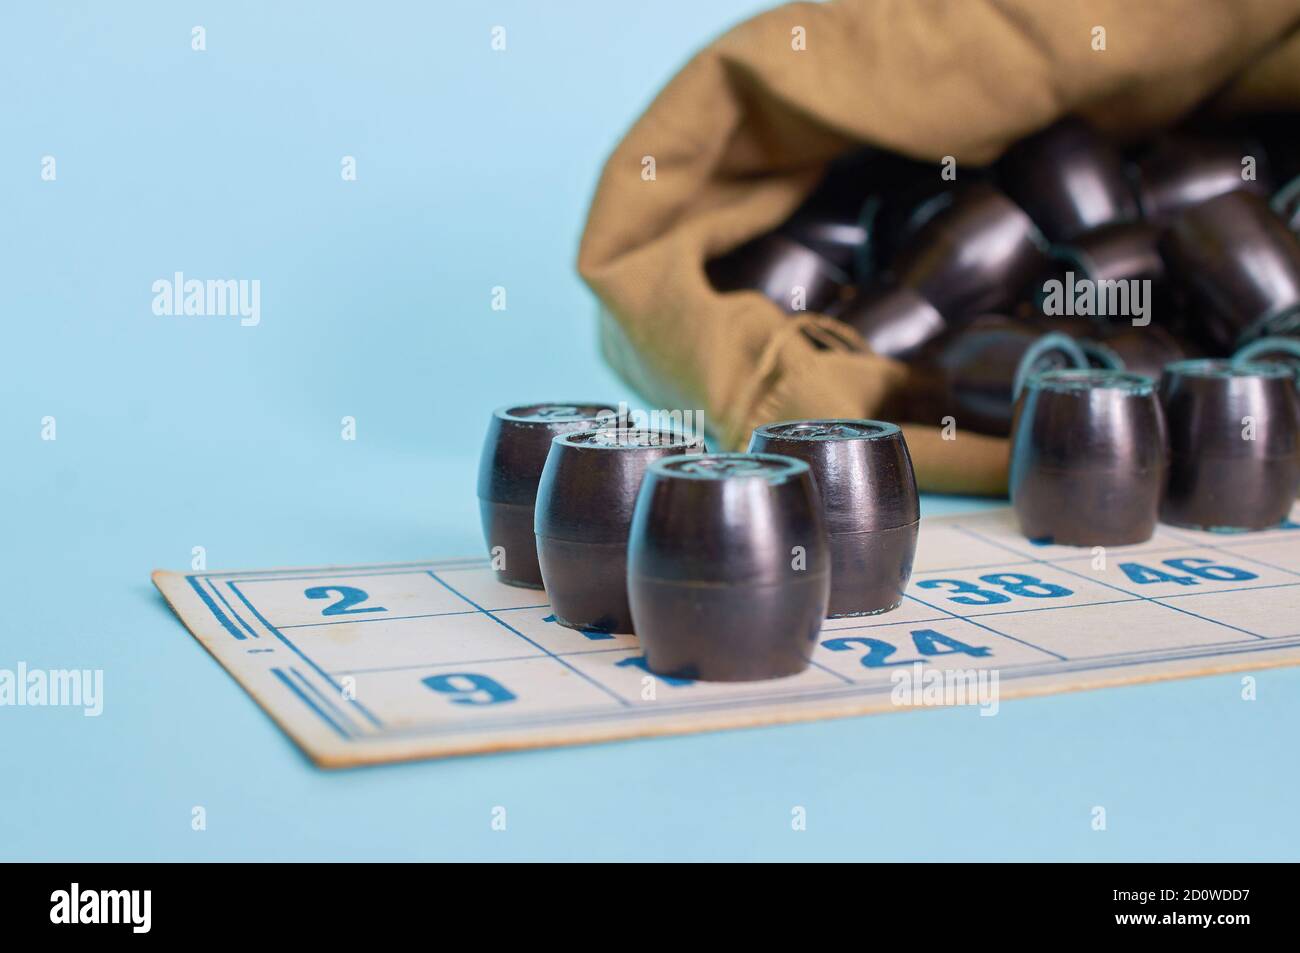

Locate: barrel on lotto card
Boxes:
[477,402,616,588]
[1158,359,1300,531]
[535,427,704,634]
[627,453,830,681]
[1009,369,1168,546]
[747,420,918,617]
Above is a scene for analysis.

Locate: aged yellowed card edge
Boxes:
[153,565,1300,769]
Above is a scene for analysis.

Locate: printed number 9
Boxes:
[422,673,516,706]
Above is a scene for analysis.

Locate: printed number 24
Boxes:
[822,628,992,668]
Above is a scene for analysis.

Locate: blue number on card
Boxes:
[917,572,1071,605]
[822,628,992,668]
[304,585,387,616]
[1118,562,1198,585]
[820,635,906,666]
[616,655,693,686]
[916,578,1011,605]
[1163,557,1257,582]
[978,572,1072,598]
[542,613,615,641]
[1119,558,1257,586]
[422,672,516,705]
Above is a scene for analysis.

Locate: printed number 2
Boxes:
[423,673,516,705]
[304,585,387,616]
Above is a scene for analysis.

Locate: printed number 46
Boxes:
[1119,558,1257,586]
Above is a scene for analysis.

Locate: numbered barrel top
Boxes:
[651,452,809,482]
[496,403,618,425]
[754,420,901,441]
[1025,368,1156,395]
[556,427,701,450]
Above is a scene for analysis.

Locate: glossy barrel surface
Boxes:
[910,317,1090,436]
[891,183,1048,319]
[627,454,830,681]
[706,234,851,315]
[1010,370,1168,545]
[535,427,703,633]
[477,402,617,588]
[748,420,919,617]
[1158,360,1300,530]
[998,117,1139,242]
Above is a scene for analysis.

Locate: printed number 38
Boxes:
[917,572,1072,605]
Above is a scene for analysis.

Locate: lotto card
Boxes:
[153,505,1300,768]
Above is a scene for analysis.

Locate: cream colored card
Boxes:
[153,506,1300,768]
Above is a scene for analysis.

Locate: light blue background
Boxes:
[3,1,1297,861]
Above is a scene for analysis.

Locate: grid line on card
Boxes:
[1157,520,1300,548]
[328,644,635,677]
[207,578,260,639]
[1153,525,1300,579]
[949,524,1272,641]
[823,614,952,632]
[1158,580,1300,600]
[801,656,856,685]
[424,570,633,708]
[960,597,1136,619]
[225,580,388,728]
[185,576,249,642]
[278,607,488,630]
[917,543,1211,576]
[899,588,1070,661]
[270,668,353,740]
[217,559,487,582]
[288,667,364,736]
[164,505,1300,760]
[337,632,1300,742]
